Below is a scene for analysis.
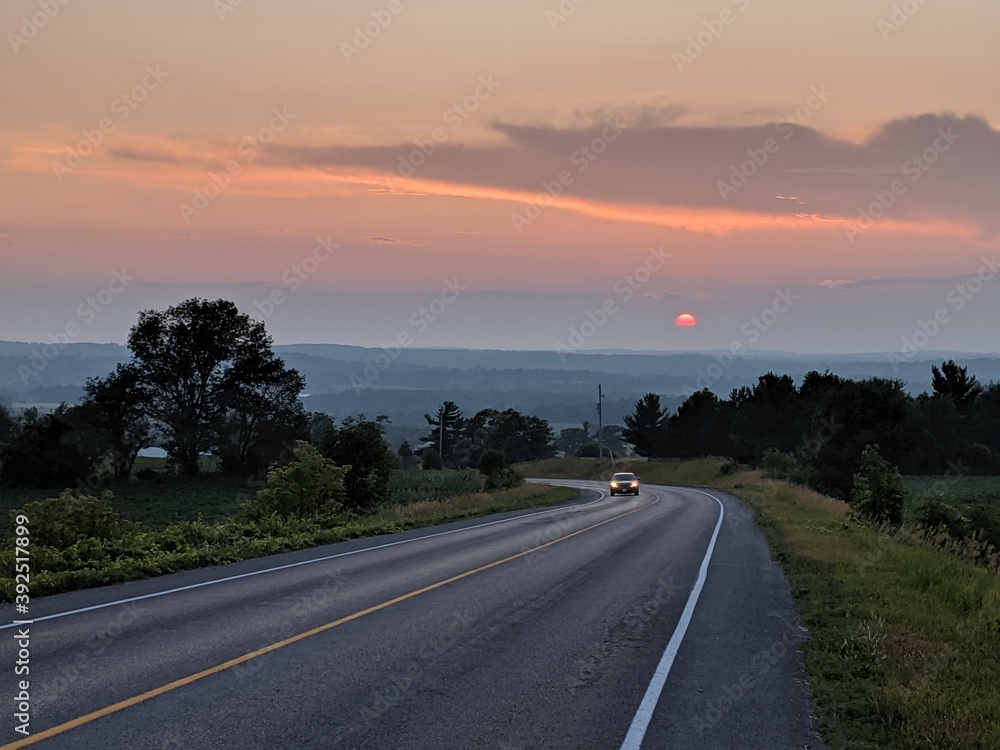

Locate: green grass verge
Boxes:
[523,458,1000,749]
[1,484,576,602]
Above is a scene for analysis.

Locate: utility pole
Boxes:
[597,384,605,460]
[438,405,445,465]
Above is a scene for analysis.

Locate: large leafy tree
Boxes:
[0,406,94,488]
[321,415,397,511]
[126,298,305,474]
[464,408,555,464]
[622,393,668,458]
[81,363,151,480]
[555,422,592,457]
[664,389,732,459]
[216,354,308,475]
[804,377,916,498]
[729,372,802,464]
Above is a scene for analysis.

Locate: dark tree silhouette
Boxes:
[622,393,668,457]
[421,401,465,466]
[931,360,982,415]
[82,364,151,479]
[321,414,396,511]
[126,298,304,474]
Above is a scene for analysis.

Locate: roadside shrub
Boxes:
[243,441,348,520]
[485,467,524,491]
[967,504,1000,551]
[916,496,971,540]
[718,458,742,476]
[12,490,140,547]
[760,448,801,482]
[850,444,905,526]
[478,450,507,477]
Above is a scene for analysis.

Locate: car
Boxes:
[609,472,639,496]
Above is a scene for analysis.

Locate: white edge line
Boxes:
[619,487,726,750]
[1,482,603,630]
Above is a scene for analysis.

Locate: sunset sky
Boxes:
[2,0,998,354]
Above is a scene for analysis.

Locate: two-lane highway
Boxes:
[1,481,824,749]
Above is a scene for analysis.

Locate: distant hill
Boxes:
[2,340,997,438]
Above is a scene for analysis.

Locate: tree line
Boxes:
[621,361,1000,499]
[0,299,559,508]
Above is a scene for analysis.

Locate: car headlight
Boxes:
[630,482,638,487]
[610,482,619,487]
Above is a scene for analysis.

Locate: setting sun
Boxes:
[675,313,698,327]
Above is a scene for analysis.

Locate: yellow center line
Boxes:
[2,494,658,749]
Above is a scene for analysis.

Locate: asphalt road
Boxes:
[1,481,825,749]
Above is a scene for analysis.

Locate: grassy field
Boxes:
[0,467,509,537]
[522,457,1000,749]
[1,480,576,601]
[1,479,256,534]
[903,475,1000,549]
[386,468,486,505]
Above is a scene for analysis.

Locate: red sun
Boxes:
[675,313,698,327]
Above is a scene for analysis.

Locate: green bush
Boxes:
[916,496,971,540]
[760,448,801,482]
[477,450,507,478]
[12,490,141,548]
[850,444,905,526]
[485,467,524,491]
[243,441,348,520]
